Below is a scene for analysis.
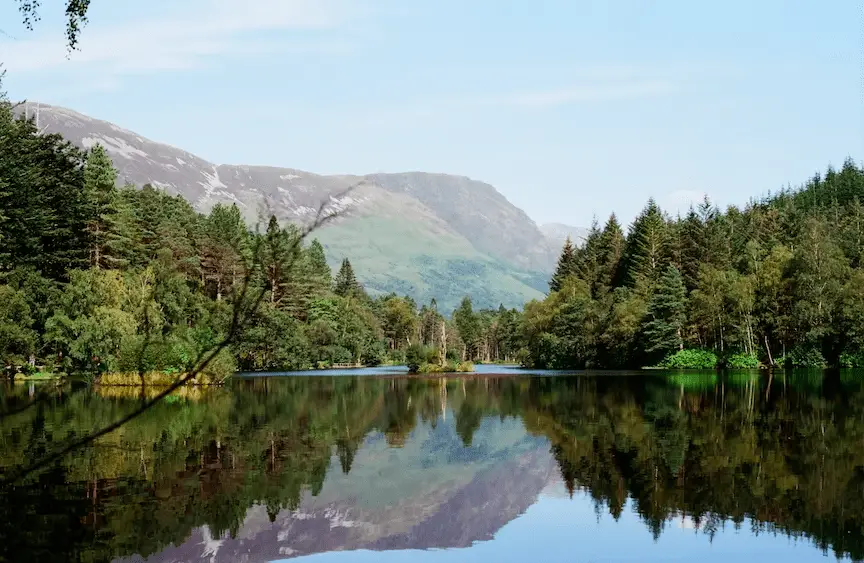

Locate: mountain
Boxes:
[18,102,569,310]
[540,223,590,250]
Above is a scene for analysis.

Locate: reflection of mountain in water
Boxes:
[115,417,556,563]
[4,373,864,563]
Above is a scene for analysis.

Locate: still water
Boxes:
[1,370,863,562]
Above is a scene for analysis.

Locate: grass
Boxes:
[14,371,64,381]
[97,370,228,386]
[414,361,475,374]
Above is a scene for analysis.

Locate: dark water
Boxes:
[1,370,864,562]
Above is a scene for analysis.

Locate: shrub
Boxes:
[839,350,864,368]
[660,349,718,369]
[406,344,440,373]
[456,361,475,373]
[724,352,761,369]
[780,346,827,368]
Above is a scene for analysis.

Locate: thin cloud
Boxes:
[0,0,354,74]
[338,78,680,128]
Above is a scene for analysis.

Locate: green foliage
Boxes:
[839,350,864,368]
[524,161,864,369]
[643,265,687,360]
[333,258,361,297]
[405,343,439,373]
[0,285,37,369]
[780,346,827,368]
[660,349,718,369]
[724,352,761,369]
[549,236,577,292]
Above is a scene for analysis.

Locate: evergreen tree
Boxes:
[83,144,131,269]
[0,104,88,279]
[549,236,577,292]
[305,239,332,295]
[597,214,626,290]
[624,198,669,289]
[643,265,688,358]
[263,215,293,305]
[453,296,480,360]
[333,258,360,297]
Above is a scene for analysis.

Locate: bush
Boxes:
[724,352,761,369]
[839,350,864,368]
[780,346,827,368]
[406,344,440,373]
[660,349,718,369]
[455,361,475,373]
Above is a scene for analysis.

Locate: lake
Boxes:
[1,369,863,562]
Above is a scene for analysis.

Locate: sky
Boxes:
[0,0,862,227]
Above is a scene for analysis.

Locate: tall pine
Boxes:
[83,144,131,269]
[333,258,360,297]
[643,264,688,358]
[549,236,577,292]
[624,198,669,289]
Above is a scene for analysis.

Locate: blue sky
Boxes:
[0,0,861,227]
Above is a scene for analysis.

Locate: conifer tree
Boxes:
[549,236,577,292]
[83,145,131,269]
[305,239,332,295]
[624,198,669,288]
[334,258,360,297]
[597,213,626,290]
[643,264,688,358]
[263,215,292,304]
[0,104,88,279]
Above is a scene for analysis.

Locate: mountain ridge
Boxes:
[16,101,569,310]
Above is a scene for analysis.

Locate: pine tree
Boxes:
[263,215,292,304]
[453,296,480,360]
[597,213,626,290]
[305,239,332,295]
[83,144,130,269]
[333,258,360,297]
[549,236,577,292]
[0,104,88,279]
[677,207,705,289]
[643,264,688,357]
[625,198,669,288]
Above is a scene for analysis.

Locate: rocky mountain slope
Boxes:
[18,102,568,310]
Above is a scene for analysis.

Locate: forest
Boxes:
[0,100,519,380]
[2,95,864,376]
[529,158,864,369]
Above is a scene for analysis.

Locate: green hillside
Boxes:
[316,214,546,311]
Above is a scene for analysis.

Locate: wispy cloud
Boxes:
[0,0,354,74]
[335,78,680,128]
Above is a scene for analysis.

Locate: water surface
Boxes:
[1,370,863,562]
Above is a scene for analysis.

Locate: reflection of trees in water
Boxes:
[1,372,864,562]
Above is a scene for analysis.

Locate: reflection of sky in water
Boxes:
[286,483,842,563]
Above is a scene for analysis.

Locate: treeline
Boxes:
[0,102,519,378]
[525,158,864,369]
